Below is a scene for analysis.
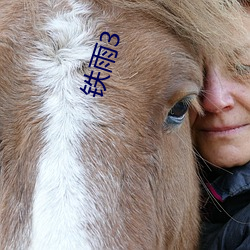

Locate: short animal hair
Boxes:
[96,0,246,71]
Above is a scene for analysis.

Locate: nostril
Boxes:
[199,85,233,113]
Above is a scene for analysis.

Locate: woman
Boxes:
[191,3,250,249]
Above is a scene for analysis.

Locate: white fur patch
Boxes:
[29,1,102,249]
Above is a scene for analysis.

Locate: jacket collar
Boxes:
[201,161,250,202]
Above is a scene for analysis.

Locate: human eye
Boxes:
[235,63,250,76]
[231,48,250,78]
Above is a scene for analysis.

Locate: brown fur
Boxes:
[0,0,246,249]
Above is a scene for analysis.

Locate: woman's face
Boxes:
[191,8,250,168]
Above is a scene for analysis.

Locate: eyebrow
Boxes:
[235,44,250,58]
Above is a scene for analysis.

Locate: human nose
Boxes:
[201,66,234,113]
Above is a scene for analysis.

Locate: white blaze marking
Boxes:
[30,1,101,249]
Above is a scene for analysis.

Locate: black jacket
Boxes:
[199,162,250,250]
